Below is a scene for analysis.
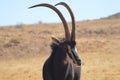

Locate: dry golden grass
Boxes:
[0,19,120,80]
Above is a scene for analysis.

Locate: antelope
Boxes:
[29,2,81,80]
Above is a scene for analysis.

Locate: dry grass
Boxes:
[0,19,120,80]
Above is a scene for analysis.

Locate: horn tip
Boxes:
[28,6,34,9]
[55,2,63,6]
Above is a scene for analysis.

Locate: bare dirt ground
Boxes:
[0,19,120,80]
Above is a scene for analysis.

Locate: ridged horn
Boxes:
[55,2,76,41]
[29,3,71,41]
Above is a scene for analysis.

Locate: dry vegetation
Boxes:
[0,18,120,80]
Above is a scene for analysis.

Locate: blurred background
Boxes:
[0,0,120,80]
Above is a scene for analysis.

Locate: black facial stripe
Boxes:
[71,41,76,45]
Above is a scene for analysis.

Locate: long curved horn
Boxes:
[29,3,70,41]
[55,2,76,41]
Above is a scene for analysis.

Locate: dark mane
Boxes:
[50,42,59,50]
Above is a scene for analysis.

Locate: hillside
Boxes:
[0,18,120,59]
[0,17,120,80]
[105,12,120,19]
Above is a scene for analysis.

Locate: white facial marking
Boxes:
[75,47,78,53]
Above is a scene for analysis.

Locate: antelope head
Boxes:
[29,2,81,65]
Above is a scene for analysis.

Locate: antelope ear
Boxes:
[51,36,60,45]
